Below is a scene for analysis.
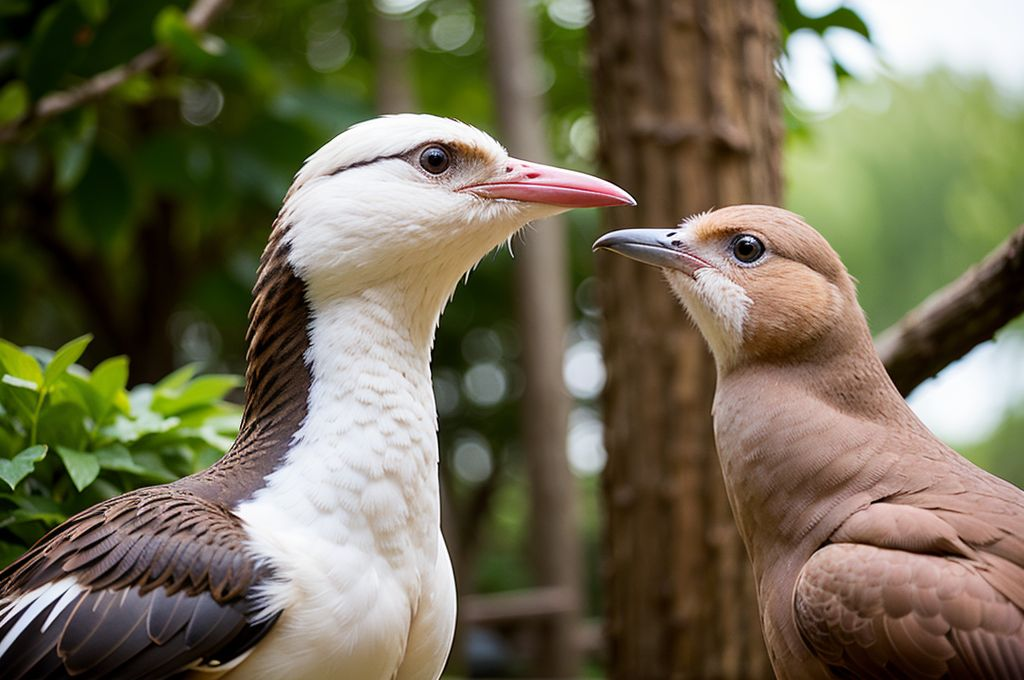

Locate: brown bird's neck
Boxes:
[713,316,927,572]
[177,223,313,506]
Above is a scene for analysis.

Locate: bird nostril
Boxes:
[666,231,677,237]
[525,172,540,179]
[671,240,682,247]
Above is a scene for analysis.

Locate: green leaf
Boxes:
[21,0,89,98]
[151,374,243,416]
[90,356,128,400]
[0,507,66,529]
[0,339,43,386]
[95,444,148,474]
[154,363,199,393]
[127,452,179,483]
[85,355,129,420]
[55,138,91,191]
[54,110,98,191]
[154,6,196,50]
[36,401,89,449]
[0,444,47,490]
[0,492,61,514]
[102,411,180,444]
[0,423,22,458]
[75,0,107,24]
[0,374,38,425]
[55,446,100,491]
[57,372,102,421]
[43,334,92,388]
[0,80,29,126]
[154,6,217,70]
[76,0,169,74]
[0,540,25,569]
[113,72,155,103]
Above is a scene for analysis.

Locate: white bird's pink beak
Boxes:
[461,158,636,208]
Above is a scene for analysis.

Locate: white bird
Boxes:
[0,114,635,679]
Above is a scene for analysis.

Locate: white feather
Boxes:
[230,283,454,680]
[666,267,752,370]
[0,578,82,658]
[40,581,84,632]
[219,114,568,679]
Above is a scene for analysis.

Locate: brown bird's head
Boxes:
[594,205,866,372]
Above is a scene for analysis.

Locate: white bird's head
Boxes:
[277,114,634,305]
[594,205,862,372]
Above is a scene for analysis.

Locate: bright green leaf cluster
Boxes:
[0,335,241,568]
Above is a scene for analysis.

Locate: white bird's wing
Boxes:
[0,486,280,679]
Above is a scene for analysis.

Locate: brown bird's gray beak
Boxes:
[593,228,711,277]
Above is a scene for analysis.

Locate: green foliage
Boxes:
[786,73,1024,331]
[786,72,1024,483]
[0,335,241,568]
[962,400,1024,487]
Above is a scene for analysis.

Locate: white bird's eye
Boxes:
[732,234,765,264]
[419,146,451,174]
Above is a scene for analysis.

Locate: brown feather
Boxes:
[0,213,309,678]
[651,206,1024,678]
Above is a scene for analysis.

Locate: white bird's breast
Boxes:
[227,293,455,679]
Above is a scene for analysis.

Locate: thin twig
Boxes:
[0,0,231,142]
[877,223,1024,396]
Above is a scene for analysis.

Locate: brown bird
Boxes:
[594,205,1024,679]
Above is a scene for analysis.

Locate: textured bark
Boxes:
[877,223,1024,397]
[591,1,780,677]
[485,1,582,675]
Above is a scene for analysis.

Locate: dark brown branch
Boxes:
[877,223,1024,396]
[0,0,231,142]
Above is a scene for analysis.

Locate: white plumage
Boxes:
[0,114,633,680]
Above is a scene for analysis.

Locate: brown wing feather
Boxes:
[2,486,260,599]
[795,543,1024,678]
[0,485,280,679]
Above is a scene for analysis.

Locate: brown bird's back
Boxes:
[595,205,1024,678]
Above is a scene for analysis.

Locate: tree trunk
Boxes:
[485,1,582,676]
[591,1,780,677]
[372,9,415,114]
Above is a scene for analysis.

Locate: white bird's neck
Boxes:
[239,276,448,571]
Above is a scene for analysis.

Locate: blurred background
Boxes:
[0,0,1021,676]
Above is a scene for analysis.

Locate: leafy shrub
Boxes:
[0,335,241,568]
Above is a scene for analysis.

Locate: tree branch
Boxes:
[0,0,231,142]
[877,223,1024,396]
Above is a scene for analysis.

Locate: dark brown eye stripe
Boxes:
[326,152,405,177]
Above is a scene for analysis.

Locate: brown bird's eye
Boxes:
[732,234,765,264]
[419,146,450,174]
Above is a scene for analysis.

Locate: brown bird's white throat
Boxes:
[596,205,1024,679]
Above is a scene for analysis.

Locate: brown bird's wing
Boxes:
[908,459,1024,612]
[0,486,280,679]
[795,542,1024,678]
